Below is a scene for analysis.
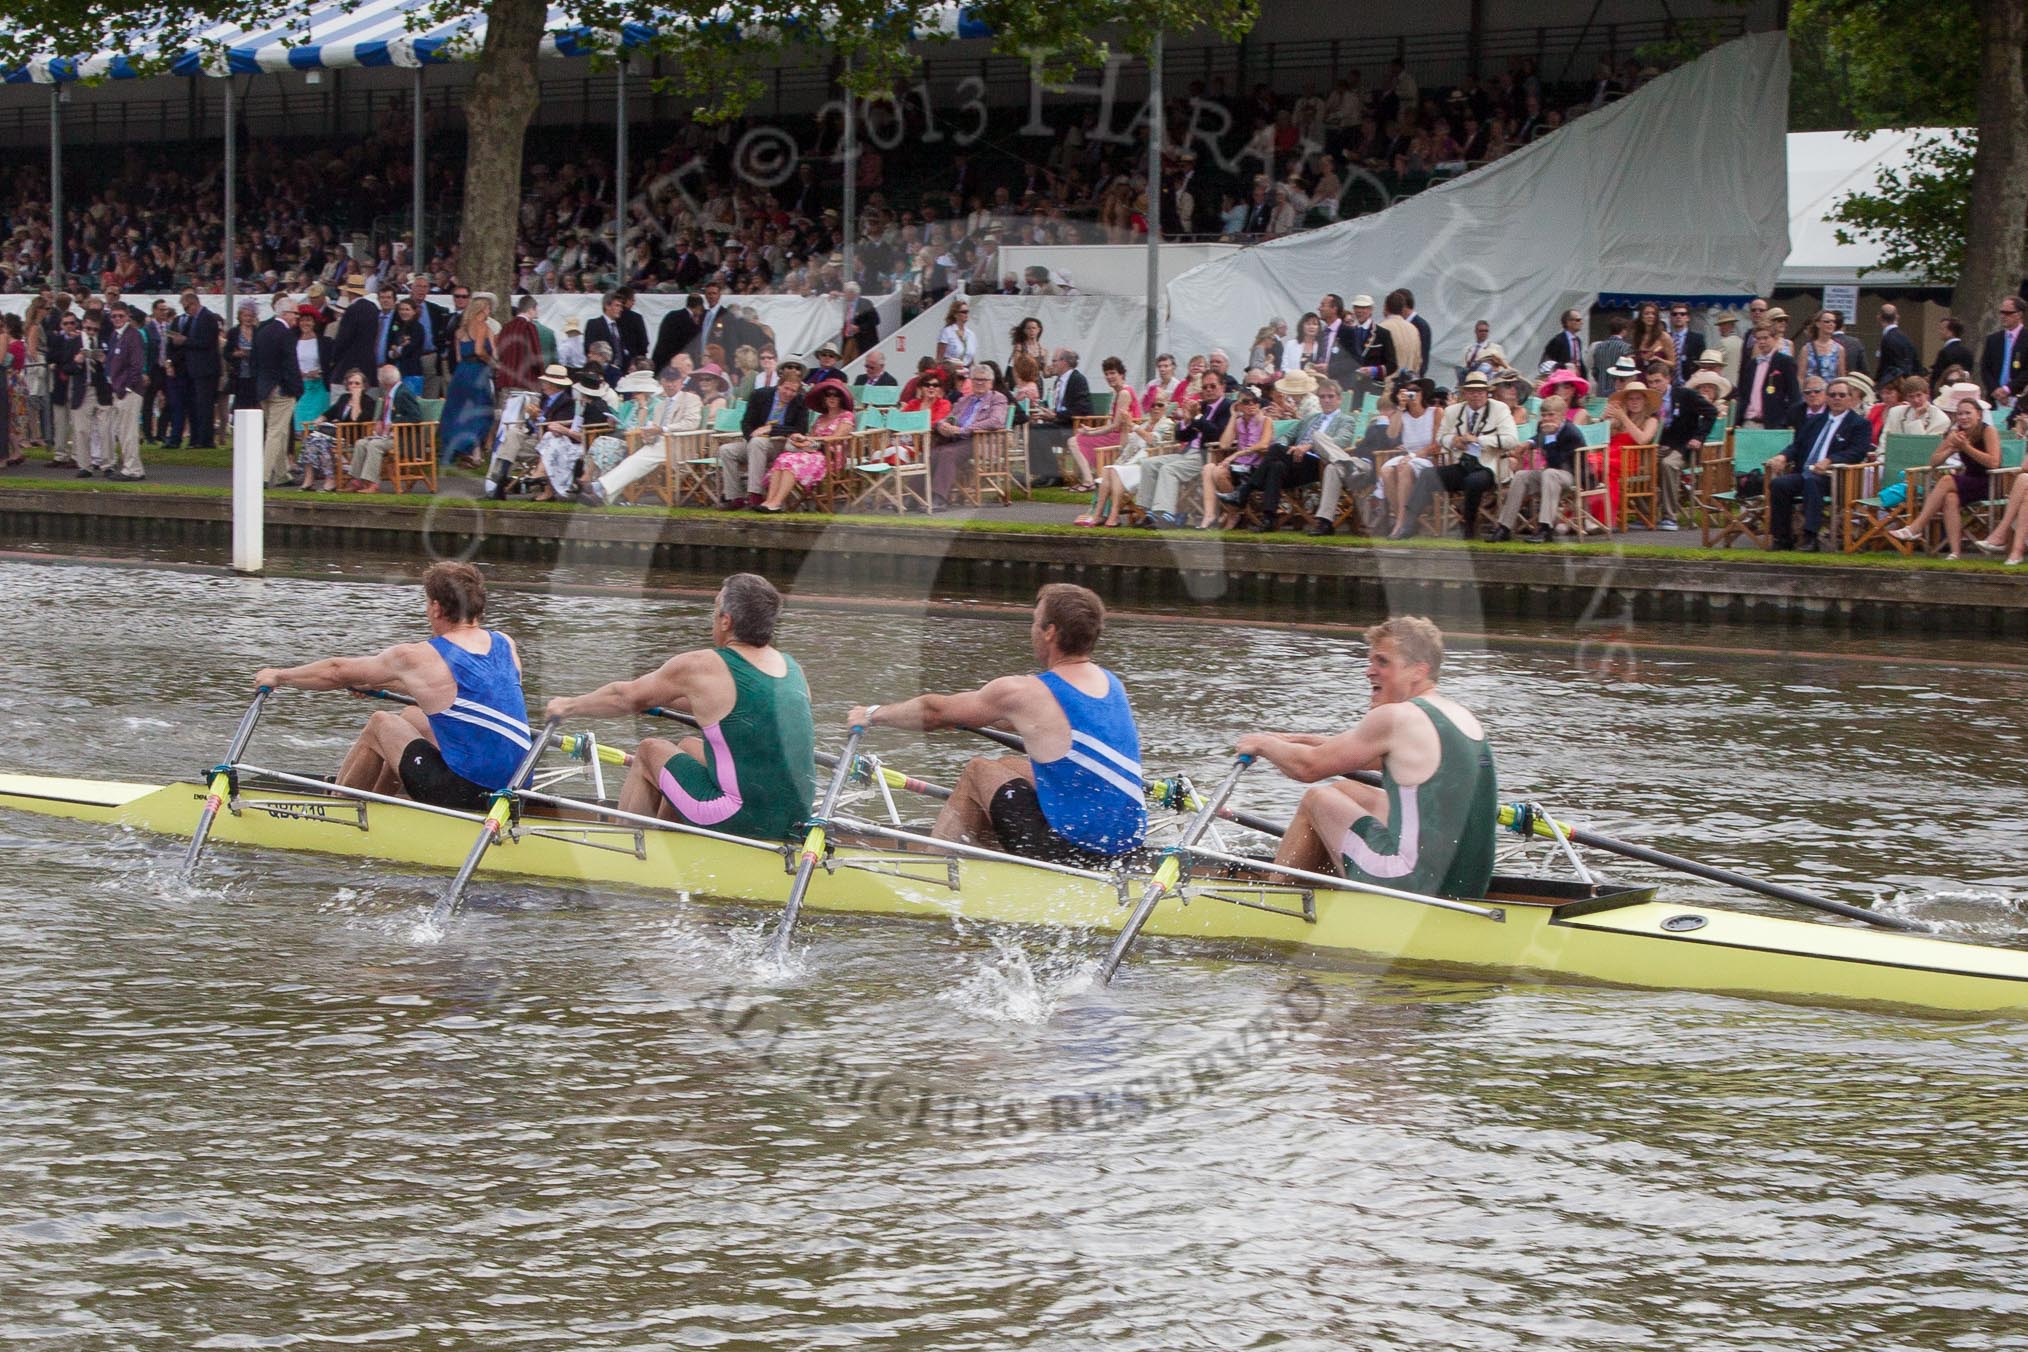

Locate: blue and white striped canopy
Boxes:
[6,1,991,83]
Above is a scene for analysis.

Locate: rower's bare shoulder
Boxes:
[1422,692,1486,739]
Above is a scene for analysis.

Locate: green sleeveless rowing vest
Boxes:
[658,648,816,841]
[1340,696,1497,900]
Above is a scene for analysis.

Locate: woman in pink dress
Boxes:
[1064,357,1140,494]
[758,380,855,512]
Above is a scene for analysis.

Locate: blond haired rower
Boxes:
[1237,616,1498,901]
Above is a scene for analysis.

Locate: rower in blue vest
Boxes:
[254,561,531,810]
[848,583,1146,864]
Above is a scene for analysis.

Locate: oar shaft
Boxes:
[1546,820,1924,933]
[432,716,563,927]
[1098,755,1254,984]
[771,724,868,962]
[181,685,273,877]
[967,724,1291,836]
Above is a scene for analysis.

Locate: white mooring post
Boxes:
[232,407,265,574]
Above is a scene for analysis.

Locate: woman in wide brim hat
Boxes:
[1598,365,1658,531]
[1537,366,1592,404]
[1686,368,1734,403]
[758,380,854,512]
[800,377,856,413]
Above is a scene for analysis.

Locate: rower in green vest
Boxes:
[545,573,816,841]
[1237,615,1497,900]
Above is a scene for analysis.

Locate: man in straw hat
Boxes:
[326,276,381,401]
[482,362,576,499]
[582,364,723,506]
[1685,349,1733,405]
[1429,369,1520,537]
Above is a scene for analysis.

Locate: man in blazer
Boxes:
[1664,303,1706,381]
[585,292,639,375]
[1644,359,1716,530]
[1980,297,2028,401]
[1874,304,1920,386]
[721,357,811,506]
[344,364,428,492]
[408,276,454,398]
[326,278,381,409]
[1400,289,1432,379]
[252,297,305,486]
[1765,376,1870,551]
[651,294,706,373]
[1025,348,1092,486]
[1140,369,1234,524]
[1540,307,1588,371]
[1931,316,1975,388]
[46,311,85,468]
[166,289,225,449]
[1327,294,1373,389]
[1734,325,1800,429]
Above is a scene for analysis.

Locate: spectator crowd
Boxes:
[3,52,1683,316]
[5,264,2025,571]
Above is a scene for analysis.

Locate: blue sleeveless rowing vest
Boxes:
[1031,668,1147,855]
[425,631,531,790]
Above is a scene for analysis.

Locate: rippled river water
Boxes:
[3,556,2026,1349]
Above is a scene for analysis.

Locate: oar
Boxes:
[770,723,867,963]
[1097,754,1254,984]
[1496,801,1925,933]
[975,721,1914,932]
[431,715,563,928]
[181,685,274,877]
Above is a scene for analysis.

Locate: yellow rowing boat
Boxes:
[4,768,2026,1016]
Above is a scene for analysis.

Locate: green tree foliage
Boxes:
[1787,0,1978,133]
[1789,0,1982,284]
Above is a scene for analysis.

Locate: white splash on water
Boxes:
[939,929,1096,1025]
[1879,887,2028,943]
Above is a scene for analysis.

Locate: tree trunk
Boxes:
[1953,0,2028,330]
[455,0,546,300]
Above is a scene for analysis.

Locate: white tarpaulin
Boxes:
[1165,31,1791,374]
[1782,128,1953,287]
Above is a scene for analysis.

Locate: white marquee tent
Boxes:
[1165,32,1793,371]
[1780,127,1956,288]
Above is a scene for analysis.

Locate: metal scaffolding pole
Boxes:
[412,65,426,268]
[615,58,628,276]
[1143,34,1163,380]
[842,62,857,288]
[223,77,236,316]
[48,86,63,288]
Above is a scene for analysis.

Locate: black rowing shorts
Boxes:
[398,738,493,812]
[988,777,1109,867]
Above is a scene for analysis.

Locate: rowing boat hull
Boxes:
[4,772,2027,1015]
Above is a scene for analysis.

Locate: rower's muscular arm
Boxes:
[254,644,419,696]
[1237,706,1396,782]
[546,651,710,722]
[849,676,1035,734]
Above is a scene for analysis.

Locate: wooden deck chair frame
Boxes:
[389,422,439,494]
[1837,433,1939,554]
[1617,442,1662,531]
[614,427,677,506]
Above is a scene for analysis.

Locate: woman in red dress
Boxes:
[1599,363,1658,530]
